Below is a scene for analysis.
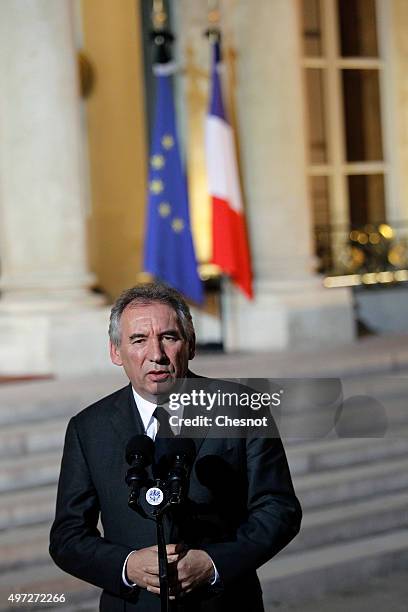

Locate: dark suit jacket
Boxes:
[50,379,301,612]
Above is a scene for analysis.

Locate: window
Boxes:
[300,0,387,272]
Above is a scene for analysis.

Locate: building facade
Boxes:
[1,0,407,375]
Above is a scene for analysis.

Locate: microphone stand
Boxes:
[127,478,174,612]
[126,443,193,612]
[155,508,170,612]
[153,482,184,612]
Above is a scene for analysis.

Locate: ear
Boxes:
[109,341,123,366]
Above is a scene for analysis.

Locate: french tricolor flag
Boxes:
[205,38,253,299]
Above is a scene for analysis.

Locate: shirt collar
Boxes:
[131,386,184,435]
[132,387,157,432]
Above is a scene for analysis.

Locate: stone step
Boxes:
[46,604,99,612]
[0,450,406,535]
[294,455,408,509]
[285,490,408,553]
[0,452,61,494]
[240,374,408,405]
[0,419,66,459]
[1,485,407,607]
[287,430,408,475]
[1,405,407,466]
[194,340,408,378]
[0,394,79,428]
[0,524,50,572]
[7,525,403,609]
[279,395,408,441]
[47,604,99,612]
[2,488,408,574]
[3,530,407,611]
[0,561,99,612]
[259,528,408,605]
[2,427,408,498]
[268,374,408,416]
[0,369,406,428]
[341,373,408,399]
[1,435,408,511]
[0,485,56,530]
[0,373,126,428]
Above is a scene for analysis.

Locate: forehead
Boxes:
[121,301,181,331]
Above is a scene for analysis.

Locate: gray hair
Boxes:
[109,282,196,348]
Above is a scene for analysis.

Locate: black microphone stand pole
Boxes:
[127,479,171,612]
[155,510,170,612]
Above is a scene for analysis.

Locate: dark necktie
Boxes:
[153,406,174,476]
[153,406,174,439]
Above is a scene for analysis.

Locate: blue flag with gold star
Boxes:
[143,66,203,304]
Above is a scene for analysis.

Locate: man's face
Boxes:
[110,302,194,401]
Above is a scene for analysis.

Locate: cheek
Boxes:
[123,349,145,368]
[174,350,189,368]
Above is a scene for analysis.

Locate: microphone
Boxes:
[125,435,154,510]
[165,438,196,505]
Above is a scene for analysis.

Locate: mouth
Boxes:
[146,371,171,382]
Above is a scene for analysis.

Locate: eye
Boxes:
[163,334,178,342]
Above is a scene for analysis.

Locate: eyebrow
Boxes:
[128,333,146,341]
[128,329,181,341]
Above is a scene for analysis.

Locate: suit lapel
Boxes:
[110,383,145,448]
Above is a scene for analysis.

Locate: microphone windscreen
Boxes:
[126,434,154,465]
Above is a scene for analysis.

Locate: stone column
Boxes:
[0,0,109,376]
[221,0,354,350]
[0,0,95,304]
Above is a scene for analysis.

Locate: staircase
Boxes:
[260,374,408,606]
[0,369,407,610]
[0,375,126,611]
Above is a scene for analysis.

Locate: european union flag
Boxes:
[143,66,204,304]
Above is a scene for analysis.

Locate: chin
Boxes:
[156,378,176,392]
[153,378,182,400]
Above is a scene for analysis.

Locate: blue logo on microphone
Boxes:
[146,487,164,506]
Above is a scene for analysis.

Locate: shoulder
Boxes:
[72,384,130,428]
[187,369,205,380]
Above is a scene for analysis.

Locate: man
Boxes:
[50,282,301,611]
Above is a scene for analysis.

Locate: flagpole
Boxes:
[204,1,225,351]
[204,0,253,302]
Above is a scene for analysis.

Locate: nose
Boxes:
[148,337,169,364]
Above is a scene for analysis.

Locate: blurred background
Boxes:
[0,0,407,610]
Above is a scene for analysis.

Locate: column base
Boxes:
[0,282,104,313]
[0,304,113,378]
[222,278,356,352]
